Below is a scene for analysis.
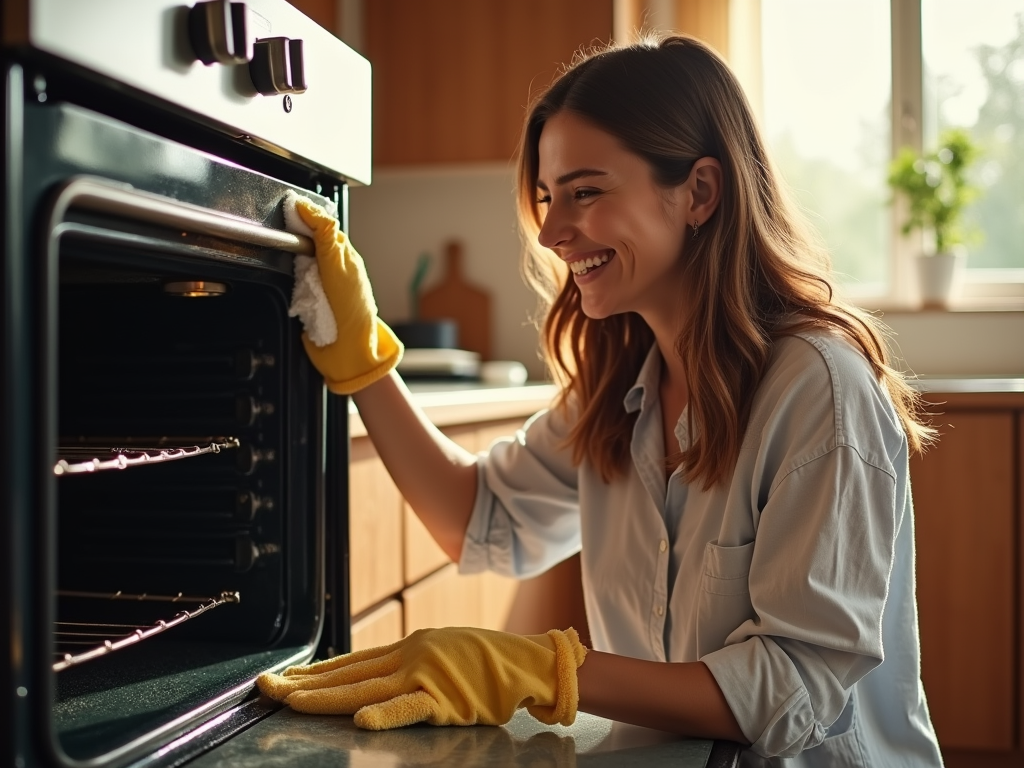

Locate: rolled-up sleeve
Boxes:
[459,406,582,579]
[702,443,899,758]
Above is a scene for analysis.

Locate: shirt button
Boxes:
[655,605,664,617]
[659,539,668,553]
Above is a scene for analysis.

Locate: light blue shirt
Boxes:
[460,331,944,766]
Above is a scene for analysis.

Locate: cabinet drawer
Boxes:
[913,411,1015,751]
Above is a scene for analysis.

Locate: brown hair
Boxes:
[515,34,934,488]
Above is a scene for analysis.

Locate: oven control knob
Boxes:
[249,37,307,95]
[188,0,252,66]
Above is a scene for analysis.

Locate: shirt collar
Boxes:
[623,344,662,414]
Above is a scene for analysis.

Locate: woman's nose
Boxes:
[537,202,572,250]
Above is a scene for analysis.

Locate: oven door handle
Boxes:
[49,176,315,256]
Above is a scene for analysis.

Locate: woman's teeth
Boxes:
[569,251,612,275]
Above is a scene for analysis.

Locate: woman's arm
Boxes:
[578,652,748,743]
[351,370,477,561]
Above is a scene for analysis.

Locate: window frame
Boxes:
[887,0,1024,309]
[745,0,1024,309]
[623,0,1024,308]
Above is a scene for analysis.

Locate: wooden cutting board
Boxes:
[418,240,492,360]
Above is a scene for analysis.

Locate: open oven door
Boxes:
[3,88,352,768]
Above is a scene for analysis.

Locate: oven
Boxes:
[1,2,367,766]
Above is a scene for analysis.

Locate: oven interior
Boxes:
[49,217,322,763]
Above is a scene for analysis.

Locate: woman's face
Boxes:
[536,110,691,323]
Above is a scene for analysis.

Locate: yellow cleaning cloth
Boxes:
[257,626,588,730]
[292,196,402,394]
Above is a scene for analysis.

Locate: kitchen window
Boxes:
[759,0,1024,308]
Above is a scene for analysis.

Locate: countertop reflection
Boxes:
[188,706,716,768]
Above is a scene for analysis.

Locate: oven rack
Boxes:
[53,590,241,672]
[54,437,240,475]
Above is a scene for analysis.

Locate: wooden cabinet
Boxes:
[364,0,614,166]
[283,0,336,33]
[348,437,404,615]
[351,599,403,652]
[349,413,589,651]
[403,562,520,634]
[910,391,1024,767]
[286,1,742,167]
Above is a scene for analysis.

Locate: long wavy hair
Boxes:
[515,34,934,489]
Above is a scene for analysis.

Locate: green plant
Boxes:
[887,128,982,254]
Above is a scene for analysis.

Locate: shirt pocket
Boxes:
[696,540,756,658]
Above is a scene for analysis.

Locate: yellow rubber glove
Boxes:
[293,196,402,394]
[256,626,588,730]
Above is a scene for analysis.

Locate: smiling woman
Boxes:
[516,35,934,490]
[261,30,946,768]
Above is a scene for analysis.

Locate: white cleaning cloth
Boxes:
[283,190,339,347]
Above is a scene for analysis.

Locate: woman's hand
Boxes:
[257,626,588,730]
[292,196,402,394]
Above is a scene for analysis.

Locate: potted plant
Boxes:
[887,128,981,308]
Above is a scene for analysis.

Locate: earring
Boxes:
[692,220,700,239]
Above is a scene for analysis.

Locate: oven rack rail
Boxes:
[54,437,240,475]
[53,590,240,672]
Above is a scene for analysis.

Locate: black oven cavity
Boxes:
[3,2,363,763]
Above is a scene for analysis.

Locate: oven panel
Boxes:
[6,0,372,186]
[1,90,349,767]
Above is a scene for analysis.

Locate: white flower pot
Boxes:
[917,251,965,310]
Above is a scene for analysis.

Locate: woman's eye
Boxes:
[574,188,600,200]
[535,194,551,206]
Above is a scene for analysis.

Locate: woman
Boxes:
[258,35,944,766]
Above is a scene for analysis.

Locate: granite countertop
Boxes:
[189,706,736,768]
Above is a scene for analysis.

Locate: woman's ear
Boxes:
[687,157,722,227]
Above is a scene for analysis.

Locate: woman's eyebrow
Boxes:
[536,168,609,190]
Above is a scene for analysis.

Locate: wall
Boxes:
[882,311,1024,377]
[350,166,1024,381]
[348,164,548,379]
[334,0,1022,382]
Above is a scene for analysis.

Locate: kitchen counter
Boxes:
[911,375,1024,393]
[347,376,1024,438]
[910,376,1024,410]
[189,704,741,767]
[349,382,560,438]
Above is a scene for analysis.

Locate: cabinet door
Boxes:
[349,437,404,615]
[366,0,614,165]
[1019,412,1024,751]
[912,411,1015,751]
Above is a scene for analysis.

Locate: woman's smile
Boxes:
[567,249,614,277]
